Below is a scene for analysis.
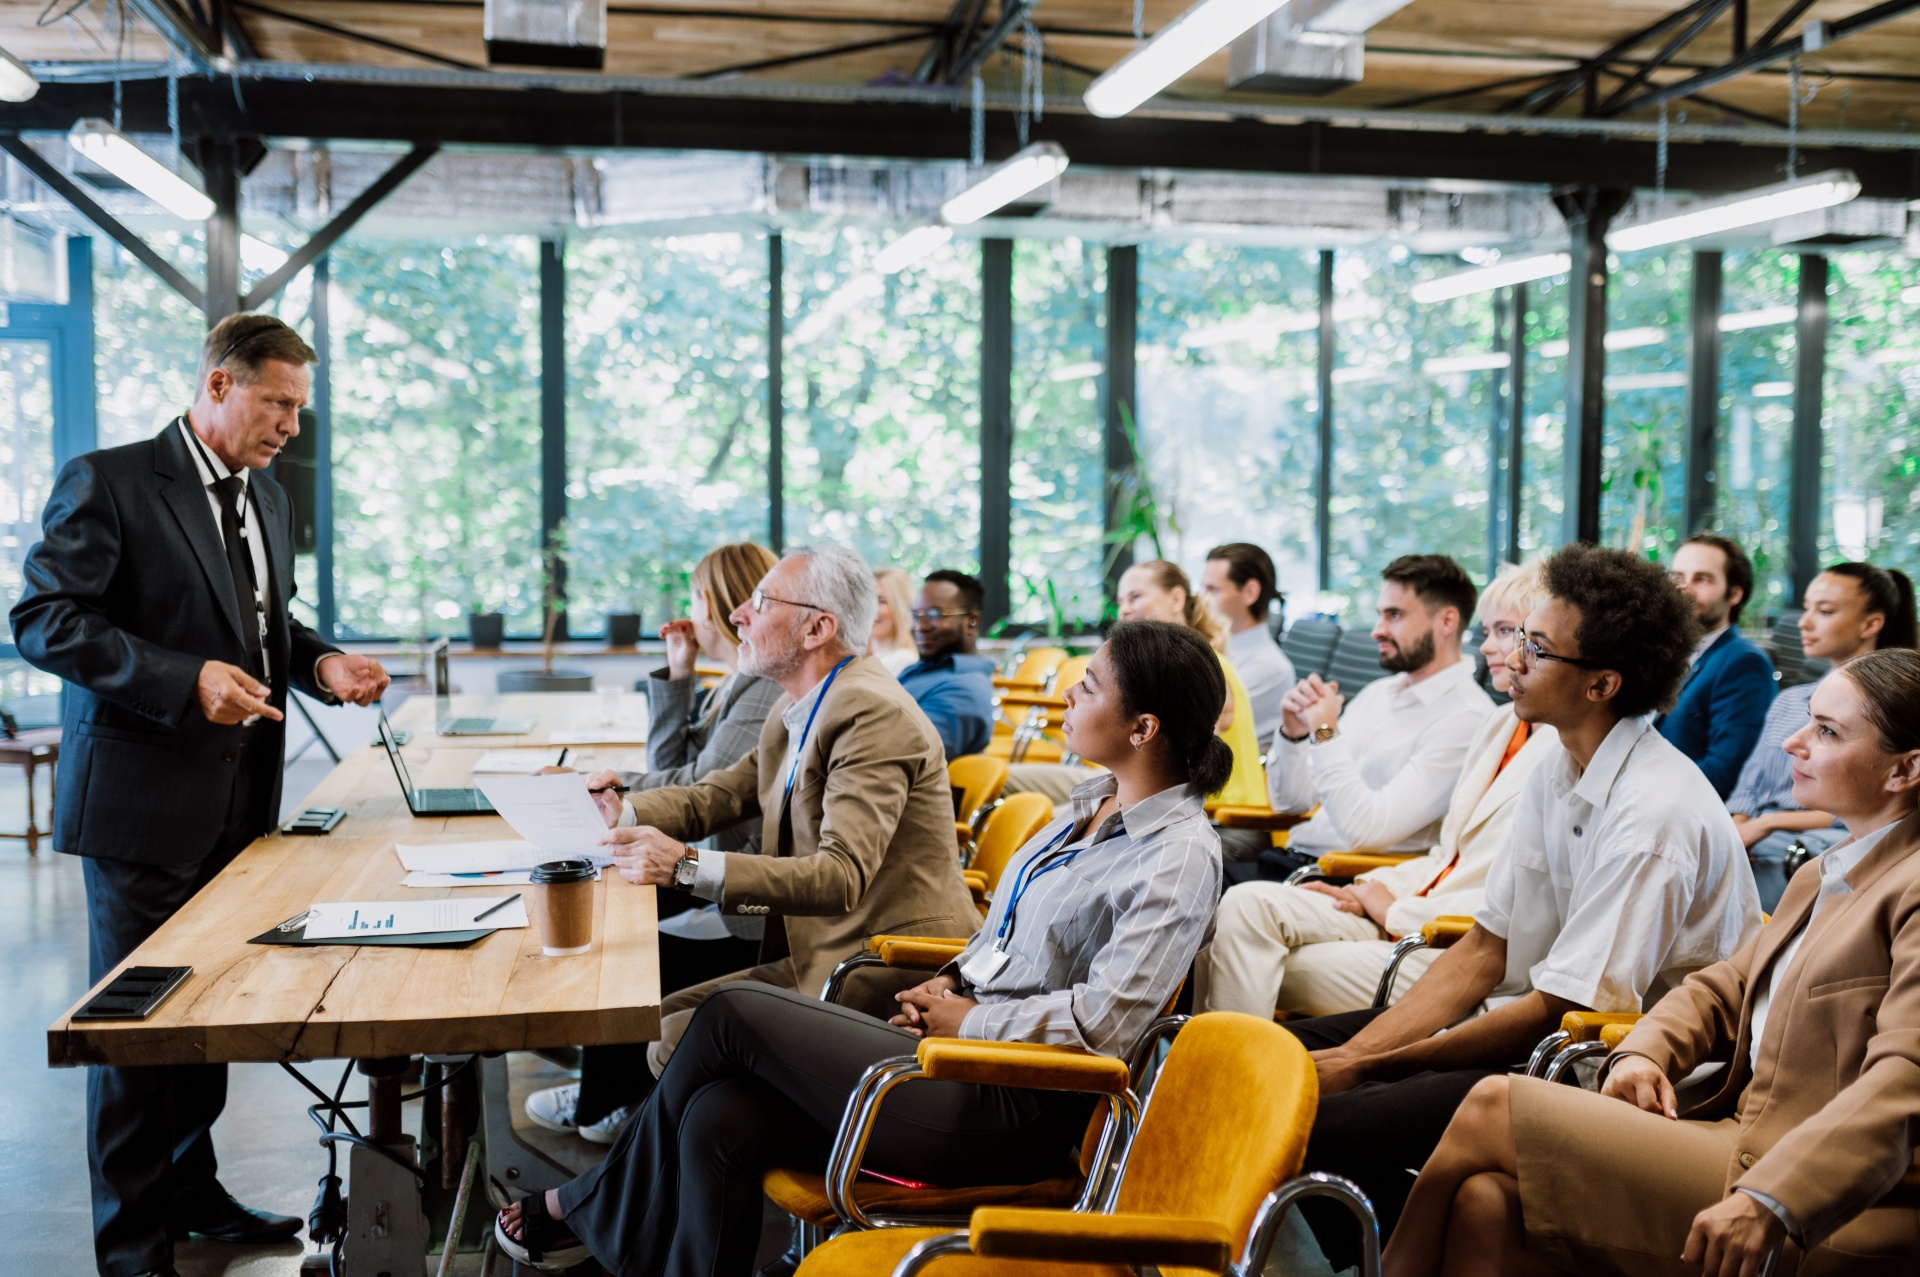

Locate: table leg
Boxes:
[340,1057,432,1277]
[478,1052,572,1197]
[23,758,36,854]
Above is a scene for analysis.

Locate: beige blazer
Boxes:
[1365,706,1560,938]
[1611,808,1920,1253]
[627,655,981,995]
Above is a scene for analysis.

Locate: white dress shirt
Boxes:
[1267,657,1494,854]
[1746,820,1896,1071]
[1690,623,1730,667]
[1226,624,1295,750]
[1476,714,1762,1012]
[179,418,271,679]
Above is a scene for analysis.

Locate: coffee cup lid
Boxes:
[530,859,596,884]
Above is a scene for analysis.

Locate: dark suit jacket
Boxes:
[1657,626,1775,800]
[9,419,339,865]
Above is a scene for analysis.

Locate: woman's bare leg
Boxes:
[1383,1076,1518,1277]
[1443,1171,1560,1277]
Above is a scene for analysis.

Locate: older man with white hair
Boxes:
[583,543,980,1084]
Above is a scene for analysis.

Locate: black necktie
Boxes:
[214,475,265,677]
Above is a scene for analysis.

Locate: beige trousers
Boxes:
[1003,763,1103,804]
[1197,879,1435,1018]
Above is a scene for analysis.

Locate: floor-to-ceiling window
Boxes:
[1824,252,1919,579]
[564,232,771,635]
[782,226,982,579]
[1519,271,1569,558]
[0,339,54,646]
[1598,249,1689,557]
[1329,245,1495,597]
[1010,238,1106,631]
[328,235,543,638]
[92,234,205,451]
[1136,241,1320,610]
[1717,251,1800,613]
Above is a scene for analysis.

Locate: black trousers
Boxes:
[574,890,761,1125]
[82,740,265,1277]
[1281,1009,1506,1271]
[555,982,1095,1277]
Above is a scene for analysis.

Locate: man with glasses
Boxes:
[582,543,979,1083]
[896,569,996,760]
[1273,545,1761,1272]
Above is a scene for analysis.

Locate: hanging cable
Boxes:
[971,75,985,169]
[1133,0,1144,41]
[1656,101,1668,201]
[1787,55,1800,180]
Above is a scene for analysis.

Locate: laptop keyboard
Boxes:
[440,717,497,734]
[415,790,491,812]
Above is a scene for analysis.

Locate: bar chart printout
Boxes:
[302,897,529,939]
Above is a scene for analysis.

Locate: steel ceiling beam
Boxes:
[945,0,1035,86]
[1503,0,1722,116]
[123,0,222,68]
[1596,0,1736,114]
[232,0,486,69]
[241,142,439,309]
[1609,0,1920,116]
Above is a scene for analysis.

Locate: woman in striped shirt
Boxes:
[1728,561,1915,909]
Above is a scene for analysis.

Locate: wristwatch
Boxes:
[671,850,700,889]
[1310,723,1338,745]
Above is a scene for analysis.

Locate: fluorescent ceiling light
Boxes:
[1180,307,1319,348]
[1538,340,1569,359]
[1752,381,1794,397]
[790,275,884,346]
[0,46,38,102]
[68,119,214,221]
[1330,364,1388,384]
[242,236,289,272]
[1410,253,1570,304]
[940,143,1069,225]
[1607,326,1667,350]
[1047,360,1104,382]
[1605,371,1688,391]
[1720,306,1797,332]
[1899,285,1920,305]
[1085,0,1292,118]
[1607,170,1861,252]
[872,225,952,274]
[1423,352,1511,375]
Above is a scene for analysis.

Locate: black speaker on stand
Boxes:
[274,407,320,555]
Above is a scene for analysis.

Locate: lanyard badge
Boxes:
[784,656,854,804]
[960,823,1079,988]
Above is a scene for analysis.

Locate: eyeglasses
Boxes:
[909,609,974,624]
[749,588,822,614]
[1514,628,1605,670]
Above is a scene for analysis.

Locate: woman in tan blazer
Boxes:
[1385,646,1920,1277]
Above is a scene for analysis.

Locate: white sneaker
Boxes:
[524,1083,581,1134]
[577,1105,632,1145]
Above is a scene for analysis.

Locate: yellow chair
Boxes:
[990,656,1092,764]
[950,755,1011,854]
[989,647,1071,751]
[962,793,1055,910]
[1368,915,1477,1011]
[791,1013,1380,1277]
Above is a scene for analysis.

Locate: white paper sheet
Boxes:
[401,866,605,888]
[473,772,617,859]
[470,750,567,774]
[548,728,648,746]
[395,840,546,872]
[302,896,529,939]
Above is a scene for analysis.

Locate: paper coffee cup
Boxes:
[529,859,595,957]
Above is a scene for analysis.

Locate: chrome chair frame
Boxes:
[885,1171,1381,1277]
[1372,934,1430,1009]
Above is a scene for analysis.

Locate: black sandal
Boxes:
[495,1194,590,1272]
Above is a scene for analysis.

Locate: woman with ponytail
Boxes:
[497,621,1227,1275]
[1727,560,1917,909]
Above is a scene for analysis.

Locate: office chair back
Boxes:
[967,793,1057,896]
[1001,646,1070,689]
[1112,1012,1318,1245]
[949,754,1009,828]
[1324,628,1388,695]
[1766,611,1828,690]
[1280,618,1340,680]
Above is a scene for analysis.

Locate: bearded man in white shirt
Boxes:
[1279,544,1763,1272]
[1247,553,1495,885]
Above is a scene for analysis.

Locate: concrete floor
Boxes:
[2,755,789,1277]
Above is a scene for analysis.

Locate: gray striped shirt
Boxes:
[949,772,1222,1057]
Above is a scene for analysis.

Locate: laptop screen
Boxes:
[432,638,452,718]
[378,710,415,796]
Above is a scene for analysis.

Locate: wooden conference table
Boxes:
[46,693,663,1264]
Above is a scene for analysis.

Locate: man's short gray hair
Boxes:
[787,543,877,653]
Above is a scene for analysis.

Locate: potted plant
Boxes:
[605,609,642,648]
[497,528,594,692]
[467,603,505,649]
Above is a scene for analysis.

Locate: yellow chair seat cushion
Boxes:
[971,1207,1234,1267]
[795,1226,1131,1277]
[762,1169,1083,1229]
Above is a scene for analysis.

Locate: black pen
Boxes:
[472,894,522,924]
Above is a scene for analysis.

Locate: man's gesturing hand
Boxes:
[599,825,688,886]
[197,660,282,724]
[318,653,390,706]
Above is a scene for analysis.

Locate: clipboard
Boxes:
[248,911,496,948]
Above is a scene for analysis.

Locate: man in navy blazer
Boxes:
[11,314,389,1277]
[1656,534,1776,799]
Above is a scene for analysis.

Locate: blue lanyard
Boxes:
[785,656,854,802]
[993,823,1081,949]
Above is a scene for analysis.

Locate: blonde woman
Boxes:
[1006,560,1266,825]
[525,542,784,1144]
[869,567,920,675]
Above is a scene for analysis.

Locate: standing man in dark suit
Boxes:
[1657,533,1776,799]
[10,313,390,1277]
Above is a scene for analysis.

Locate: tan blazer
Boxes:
[1365,706,1560,938]
[627,655,981,996]
[1611,808,1920,1253]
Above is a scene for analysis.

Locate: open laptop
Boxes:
[430,639,535,736]
[378,709,497,815]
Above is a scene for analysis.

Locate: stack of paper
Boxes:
[395,839,610,887]
[471,750,568,775]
